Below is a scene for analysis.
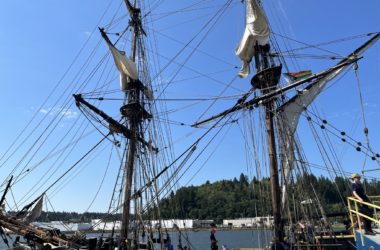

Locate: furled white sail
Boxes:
[107,44,139,81]
[23,195,43,223]
[235,0,270,78]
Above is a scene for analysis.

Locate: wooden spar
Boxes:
[0,176,12,207]
[192,58,359,128]
[0,213,75,247]
[192,32,380,128]
[73,94,157,152]
[120,0,141,244]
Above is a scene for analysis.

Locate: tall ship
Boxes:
[0,0,379,249]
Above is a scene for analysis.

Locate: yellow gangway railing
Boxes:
[347,196,380,247]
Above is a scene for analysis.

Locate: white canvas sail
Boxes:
[278,65,349,206]
[23,195,44,223]
[101,31,154,98]
[236,0,270,78]
[107,44,139,81]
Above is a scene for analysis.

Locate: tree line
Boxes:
[32,173,379,223]
[157,173,380,223]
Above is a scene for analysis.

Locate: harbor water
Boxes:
[1,229,272,249]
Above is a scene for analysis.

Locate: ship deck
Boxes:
[355,228,380,250]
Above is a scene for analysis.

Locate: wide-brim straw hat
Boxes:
[350,173,361,179]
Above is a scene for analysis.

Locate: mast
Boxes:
[251,44,283,241]
[120,0,144,244]
[76,0,152,245]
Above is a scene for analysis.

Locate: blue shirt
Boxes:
[164,243,174,250]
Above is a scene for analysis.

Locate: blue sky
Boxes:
[0,1,379,212]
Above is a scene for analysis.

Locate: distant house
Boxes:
[223,216,273,228]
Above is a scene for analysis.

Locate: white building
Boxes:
[223,216,273,228]
[148,219,213,229]
[91,219,121,231]
[33,221,92,232]
[32,219,215,232]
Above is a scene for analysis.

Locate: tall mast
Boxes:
[251,44,283,241]
[120,0,144,244]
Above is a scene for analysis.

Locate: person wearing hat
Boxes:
[349,173,375,235]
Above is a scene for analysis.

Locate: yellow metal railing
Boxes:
[347,196,380,247]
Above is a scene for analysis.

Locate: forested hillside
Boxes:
[157,173,380,222]
[30,173,380,222]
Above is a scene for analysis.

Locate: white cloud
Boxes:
[84,31,92,37]
[363,102,378,108]
[39,107,78,120]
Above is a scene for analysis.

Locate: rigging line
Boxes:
[9,129,97,200]
[8,105,82,185]
[298,110,379,164]
[353,64,372,169]
[151,117,189,127]
[0,0,115,169]
[0,39,107,183]
[272,32,344,57]
[144,0,221,22]
[314,118,350,205]
[15,56,119,183]
[143,46,244,92]
[48,140,110,201]
[84,145,114,213]
[11,130,96,179]
[299,160,380,180]
[92,144,126,234]
[318,118,347,178]
[149,3,228,20]
[41,136,108,196]
[8,50,112,189]
[154,68,237,87]
[265,1,300,72]
[151,112,239,209]
[150,6,224,29]
[305,111,348,208]
[152,28,238,67]
[275,32,377,54]
[271,53,344,60]
[15,134,107,209]
[153,0,236,102]
[141,0,165,19]
[184,115,237,187]
[146,0,235,94]
[194,58,361,127]
[44,196,75,233]
[102,0,125,30]
[5,37,109,186]
[9,188,19,211]
[132,140,197,203]
[143,100,245,210]
[78,105,115,142]
[303,110,379,159]
[195,75,239,124]
[308,104,350,179]
[243,110,263,181]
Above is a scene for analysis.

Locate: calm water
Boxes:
[162,229,272,249]
[1,229,272,249]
